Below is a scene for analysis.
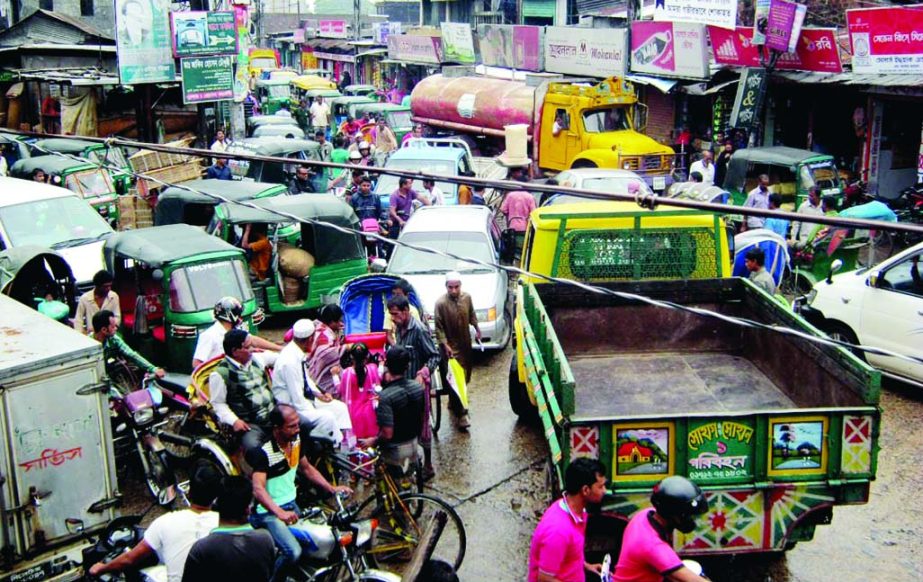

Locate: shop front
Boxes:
[383,33,445,102]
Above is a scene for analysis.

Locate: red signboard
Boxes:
[709,26,842,73]
[847,7,923,74]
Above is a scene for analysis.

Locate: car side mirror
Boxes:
[867,270,880,288]
[825,259,844,284]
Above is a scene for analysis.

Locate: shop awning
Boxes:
[522,0,556,18]
[772,70,923,87]
[681,79,739,96]
[625,74,678,94]
[356,48,388,58]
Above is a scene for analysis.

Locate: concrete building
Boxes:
[3,0,115,37]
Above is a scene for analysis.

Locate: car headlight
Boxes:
[132,407,155,426]
[476,307,497,322]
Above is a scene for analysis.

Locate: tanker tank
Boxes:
[411,74,536,136]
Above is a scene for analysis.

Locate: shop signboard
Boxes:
[753,0,770,45]
[387,34,444,64]
[709,26,842,73]
[115,0,175,85]
[441,23,476,64]
[319,19,348,39]
[373,22,402,45]
[653,0,737,30]
[847,7,923,74]
[765,0,806,53]
[630,21,709,79]
[171,11,237,57]
[181,55,234,104]
[478,25,543,71]
[544,26,628,77]
[729,67,767,130]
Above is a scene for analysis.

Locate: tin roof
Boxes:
[773,71,923,87]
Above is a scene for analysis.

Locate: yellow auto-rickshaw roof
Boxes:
[530,200,722,231]
[291,75,337,90]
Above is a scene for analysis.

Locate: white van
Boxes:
[0,177,112,289]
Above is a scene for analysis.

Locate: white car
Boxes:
[0,178,112,290]
[386,205,511,350]
[801,241,923,386]
[542,168,653,206]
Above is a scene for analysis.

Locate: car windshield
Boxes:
[375,160,458,196]
[88,147,128,168]
[266,85,289,98]
[169,260,254,313]
[0,196,111,248]
[65,169,113,196]
[583,107,630,133]
[387,110,413,128]
[389,231,494,274]
[800,161,840,192]
[582,177,650,195]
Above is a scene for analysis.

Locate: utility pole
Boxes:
[353,0,360,40]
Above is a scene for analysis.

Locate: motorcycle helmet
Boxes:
[348,150,362,162]
[213,296,243,326]
[651,476,708,534]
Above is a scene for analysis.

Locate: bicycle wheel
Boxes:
[429,373,442,434]
[358,492,466,574]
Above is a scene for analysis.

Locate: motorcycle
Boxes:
[287,493,400,582]
[79,515,164,581]
[360,217,388,263]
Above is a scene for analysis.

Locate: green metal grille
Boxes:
[556,227,720,281]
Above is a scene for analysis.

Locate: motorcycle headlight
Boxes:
[355,519,377,547]
[476,307,497,322]
[132,407,155,426]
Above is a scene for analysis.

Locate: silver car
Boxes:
[542,168,652,206]
[386,205,511,350]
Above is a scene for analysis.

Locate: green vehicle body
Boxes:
[722,147,843,210]
[10,155,120,227]
[349,103,413,141]
[154,179,288,228]
[511,277,880,558]
[104,224,262,372]
[211,194,367,313]
[31,138,133,194]
[256,78,294,115]
[342,84,377,98]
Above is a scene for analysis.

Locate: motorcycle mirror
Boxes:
[65,518,85,534]
[151,269,164,282]
[827,259,844,284]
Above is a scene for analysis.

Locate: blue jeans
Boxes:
[250,501,301,580]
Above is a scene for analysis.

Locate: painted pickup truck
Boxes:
[510,277,880,559]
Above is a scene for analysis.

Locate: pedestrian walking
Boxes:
[743,174,771,229]
[206,157,232,180]
[74,269,120,336]
[309,96,330,135]
[434,272,480,430]
[527,458,608,582]
[688,150,715,185]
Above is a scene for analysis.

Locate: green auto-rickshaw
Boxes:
[349,102,413,141]
[210,194,367,313]
[722,147,843,210]
[255,78,294,115]
[104,224,263,372]
[330,95,376,131]
[11,155,121,227]
[154,179,288,228]
[225,138,320,184]
[342,84,378,98]
[31,138,133,194]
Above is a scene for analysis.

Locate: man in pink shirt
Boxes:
[528,458,607,582]
[613,476,710,582]
[500,189,536,263]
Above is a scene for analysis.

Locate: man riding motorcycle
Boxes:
[192,297,281,369]
[92,309,165,382]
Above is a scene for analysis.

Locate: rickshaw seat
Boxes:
[345,332,388,357]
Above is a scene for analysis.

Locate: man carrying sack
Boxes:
[434,271,480,431]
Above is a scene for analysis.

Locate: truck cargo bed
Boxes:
[570,351,796,418]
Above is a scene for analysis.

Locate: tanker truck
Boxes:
[410,74,677,190]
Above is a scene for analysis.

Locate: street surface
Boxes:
[123,319,923,582]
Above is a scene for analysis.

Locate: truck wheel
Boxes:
[508,357,536,419]
[570,160,597,169]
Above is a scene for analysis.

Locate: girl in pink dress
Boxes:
[340,343,381,440]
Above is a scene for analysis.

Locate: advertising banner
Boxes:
[753,0,770,45]
[373,22,402,44]
[171,11,237,57]
[544,26,628,77]
[847,7,923,74]
[479,25,543,70]
[729,68,767,130]
[709,26,842,73]
[115,0,175,85]
[387,35,444,64]
[233,5,249,101]
[440,23,476,64]
[765,0,807,53]
[630,21,709,79]
[181,55,234,104]
[514,25,543,71]
[319,19,348,38]
[653,0,737,30]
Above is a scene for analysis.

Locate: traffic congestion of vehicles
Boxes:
[1,53,922,581]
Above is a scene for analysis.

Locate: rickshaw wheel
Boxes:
[429,372,442,434]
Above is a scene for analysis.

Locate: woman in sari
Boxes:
[340,343,381,440]
[308,304,349,396]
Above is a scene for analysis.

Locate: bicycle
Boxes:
[308,447,466,575]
